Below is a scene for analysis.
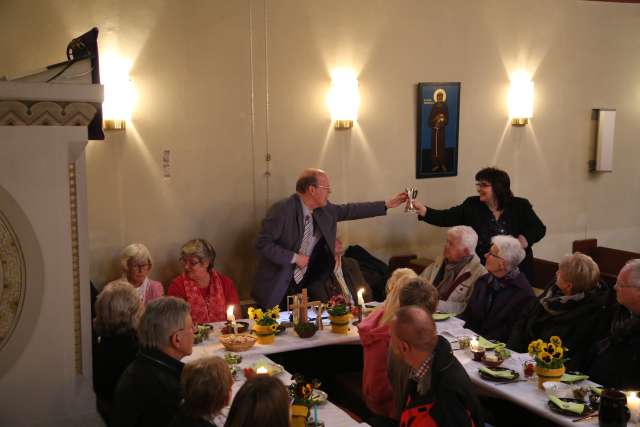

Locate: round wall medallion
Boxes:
[0,210,26,350]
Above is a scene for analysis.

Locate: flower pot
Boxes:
[535,365,565,389]
[329,313,352,334]
[252,323,276,345]
[291,404,309,427]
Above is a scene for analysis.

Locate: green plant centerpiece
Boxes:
[528,336,568,389]
[327,295,352,334]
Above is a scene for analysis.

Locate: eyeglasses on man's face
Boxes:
[315,184,332,194]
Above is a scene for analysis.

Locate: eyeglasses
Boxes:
[316,185,332,194]
[180,257,202,267]
[475,182,491,188]
[486,251,505,261]
[130,263,151,271]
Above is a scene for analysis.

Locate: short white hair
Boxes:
[120,243,153,272]
[491,235,525,270]
[447,226,478,254]
[621,259,640,287]
[95,281,141,335]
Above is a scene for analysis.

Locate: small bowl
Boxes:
[294,322,318,338]
[220,321,250,335]
[481,355,504,368]
[218,333,257,352]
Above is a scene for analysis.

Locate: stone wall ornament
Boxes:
[0,100,98,126]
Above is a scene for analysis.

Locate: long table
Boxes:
[185,315,599,427]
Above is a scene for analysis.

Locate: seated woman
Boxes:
[107,243,164,306]
[169,239,240,323]
[420,226,487,314]
[169,356,233,427]
[308,238,374,304]
[583,260,640,389]
[224,375,290,427]
[93,281,142,422]
[459,235,535,343]
[357,268,417,421]
[508,253,612,371]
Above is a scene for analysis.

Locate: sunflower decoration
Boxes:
[289,374,321,406]
[248,305,280,326]
[528,336,568,369]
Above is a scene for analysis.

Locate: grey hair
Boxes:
[95,281,141,335]
[120,243,153,272]
[138,297,190,350]
[491,235,525,270]
[181,239,216,271]
[621,259,640,287]
[447,226,478,254]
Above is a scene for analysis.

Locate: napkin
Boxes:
[432,312,453,321]
[549,395,584,415]
[479,336,499,349]
[589,386,603,396]
[479,367,515,379]
[560,373,589,383]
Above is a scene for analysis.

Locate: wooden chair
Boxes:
[572,239,640,287]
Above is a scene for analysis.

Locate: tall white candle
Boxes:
[470,336,479,351]
[357,288,365,308]
[227,305,238,334]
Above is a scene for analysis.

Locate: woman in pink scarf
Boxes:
[168,239,240,324]
[357,268,417,420]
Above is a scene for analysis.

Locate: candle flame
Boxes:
[227,306,234,317]
[256,366,268,374]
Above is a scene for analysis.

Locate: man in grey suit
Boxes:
[252,168,407,309]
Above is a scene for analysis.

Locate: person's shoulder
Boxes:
[168,275,185,290]
[510,196,533,208]
[269,194,299,211]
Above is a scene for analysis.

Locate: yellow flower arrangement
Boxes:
[528,336,567,369]
[248,305,280,326]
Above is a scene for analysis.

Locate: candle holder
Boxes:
[351,305,363,326]
[471,347,486,362]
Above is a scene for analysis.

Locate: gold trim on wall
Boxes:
[68,163,82,374]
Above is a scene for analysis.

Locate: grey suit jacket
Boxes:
[251,194,387,308]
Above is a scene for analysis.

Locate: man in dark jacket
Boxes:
[508,253,614,371]
[390,305,482,427]
[584,260,640,389]
[110,297,194,427]
[252,168,406,308]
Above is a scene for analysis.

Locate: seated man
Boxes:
[420,226,487,314]
[389,306,482,427]
[584,259,640,389]
[110,297,194,427]
[306,237,373,303]
[508,252,613,371]
[459,235,535,342]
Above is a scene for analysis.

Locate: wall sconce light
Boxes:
[101,54,136,131]
[328,69,359,129]
[508,71,534,126]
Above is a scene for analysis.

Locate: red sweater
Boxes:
[168,272,240,323]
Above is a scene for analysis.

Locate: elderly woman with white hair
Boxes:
[93,281,142,421]
[107,243,164,306]
[420,226,487,314]
[459,235,535,342]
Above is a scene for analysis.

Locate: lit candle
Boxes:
[357,288,365,309]
[470,337,479,351]
[227,305,238,334]
[627,392,640,423]
[256,366,268,375]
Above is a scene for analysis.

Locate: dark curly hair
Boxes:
[475,167,513,211]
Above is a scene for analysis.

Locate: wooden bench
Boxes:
[572,238,640,287]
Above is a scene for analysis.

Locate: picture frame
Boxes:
[416,82,461,179]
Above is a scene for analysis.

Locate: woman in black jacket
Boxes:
[412,167,546,283]
[508,253,614,371]
[93,281,141,422]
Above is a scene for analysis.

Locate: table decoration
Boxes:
[193,324,213,344]
[248,305,280,344]
[220,321,249,335]
[251,358,284,376]
[626,391,640,424]
[560,372,589,384]
[294,322,318,338]
[457,336,471,349]
[478,367,519,382]
[289,374,322,427]
[327,295,352,334]
[433,312,454,321]
[470,337,485,361]
[528,336,567,389]
[227,305,238,334]
[481,353,504,368]
[547,396,594,417]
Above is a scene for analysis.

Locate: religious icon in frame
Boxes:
[416,82,461,179]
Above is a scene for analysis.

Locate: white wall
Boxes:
[2,0,639,301]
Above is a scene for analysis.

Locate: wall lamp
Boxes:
[328,69,359,129]
[508,71,534,126]
[101,54,135,131]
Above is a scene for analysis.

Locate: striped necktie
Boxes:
[293,214,312,284]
